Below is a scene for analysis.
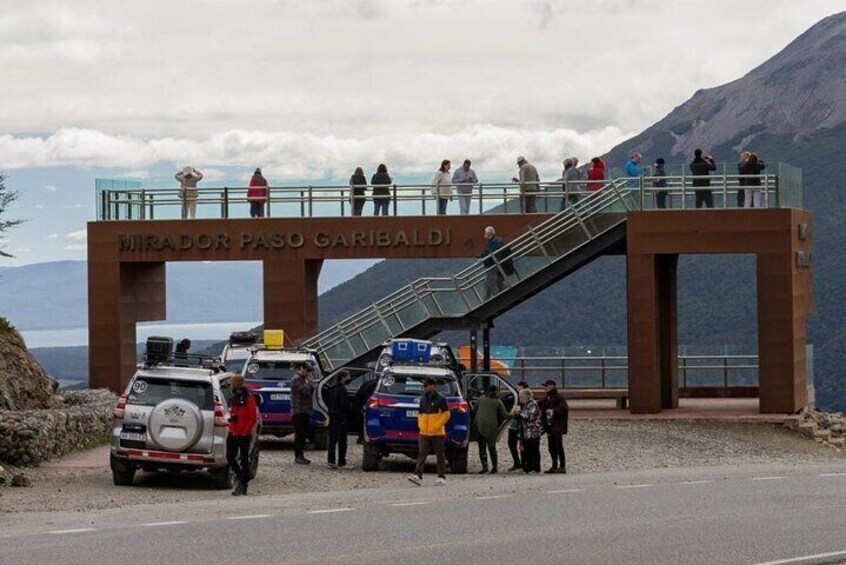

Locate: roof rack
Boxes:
[143,353,226,373]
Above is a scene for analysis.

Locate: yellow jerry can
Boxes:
[263,329,286,349]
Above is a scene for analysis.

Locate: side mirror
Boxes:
[458,363,467,371]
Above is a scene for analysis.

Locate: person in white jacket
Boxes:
[175,165,204,219]
[431,160,453,215]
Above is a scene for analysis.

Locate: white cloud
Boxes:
[46,233,59,239]
[67,229,87,241]
[0,125,631,177]
[63,244,87,251]
[34,204,44,209]
[43,184,57,192]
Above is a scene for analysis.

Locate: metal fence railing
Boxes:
[94,162,802,221]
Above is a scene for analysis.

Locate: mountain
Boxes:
[316,13,846,410]
[0,259,378,330]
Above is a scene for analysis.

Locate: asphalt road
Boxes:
[3,462,846,565]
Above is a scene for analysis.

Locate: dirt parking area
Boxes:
[2,420,844,513]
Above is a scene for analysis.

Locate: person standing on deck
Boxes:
[512,156,539,213]
[452,159,478,215]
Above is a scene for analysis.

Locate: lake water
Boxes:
[21,321,261,349]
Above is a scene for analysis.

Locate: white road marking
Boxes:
[679,480,714,485]
[616,484,653,489]
[475,495,513,500]
[548,489,585,494]
[750,549,846,565]
[142,521,187,527]
[751,476,786,481]
[310,508,354,514]
[391,501,431,507]
[227,514,272,520]
[818,472,846,477]
[49,528,97,535]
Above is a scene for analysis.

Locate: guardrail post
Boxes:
[308,185,314,217]
[127,192,133,220]
[724,357,729,390]
[503,185,508,214]
[149,193,155,220]
[140,189,146,220]
[478,182,484,215]
[639,175,645,210]
[223,187,229,219]
[722,167,728,209]
[299,190,305,217]
[601,357,607,389]
[681,169,686,209]
[560,357,566,388]
[100,190,108,220]
[681,356,688,389]
[420,187,426,216]
[341,188,346,217]
[774,174,781,209]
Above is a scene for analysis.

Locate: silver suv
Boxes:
[109,360,258,489]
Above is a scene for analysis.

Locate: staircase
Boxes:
[305,181,638,372]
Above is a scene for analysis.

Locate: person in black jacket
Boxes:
[371,163,392,216]
[350,167,368,216]
[653,158,668,209]
[327,371,352,468]
[739,153,767,208]
[689,149,717,209]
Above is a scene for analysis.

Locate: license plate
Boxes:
[406,410,418,418]
[120,432,146,442]
[271,394,290,401]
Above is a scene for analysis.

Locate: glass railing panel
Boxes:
[430,289,469,316]
[382,312,405,335]
[511,255,549,280]
[359,321,391,351]
[543,225,590,257]
[396,300,427,328]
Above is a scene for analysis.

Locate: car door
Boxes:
[316,367,373,434]
[463,372,519,424]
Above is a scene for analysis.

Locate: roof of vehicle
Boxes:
[134,365,232,382]
[383,365,457,378]
[249,349,318,362]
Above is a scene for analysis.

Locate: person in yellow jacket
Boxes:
[409,377,451,486]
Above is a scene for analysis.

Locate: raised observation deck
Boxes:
[88,164,811,414]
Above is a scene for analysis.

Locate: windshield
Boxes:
[127,377,214,410]
[377,374,459,397]
[244,360,309,381]
[224,355,249,373]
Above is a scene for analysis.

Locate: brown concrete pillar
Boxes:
[89,261,165,392]
[627,253,678,413]
[657,254,679,409]
[263,258,323,342]
[627,254,662,413]
[757,252,809,413]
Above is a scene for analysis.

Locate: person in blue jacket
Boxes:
[624,152,647,190]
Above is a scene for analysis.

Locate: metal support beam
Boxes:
[482,326,491,372]
[469,330,478,373]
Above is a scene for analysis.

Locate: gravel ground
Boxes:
[1,420,844,514]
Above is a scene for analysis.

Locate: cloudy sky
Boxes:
[0,0,842,264]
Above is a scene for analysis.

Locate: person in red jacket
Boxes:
[247,167,268,218]
[227,374,259,495]
[587,157,606,192]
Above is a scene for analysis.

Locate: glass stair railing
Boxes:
[305,180,638,371]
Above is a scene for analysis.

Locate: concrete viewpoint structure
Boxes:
[88,175,812,414]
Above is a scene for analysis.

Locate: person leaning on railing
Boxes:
[349,167,368,216]
[737,151,751,208]
[371,163,392,216]
[247,167,268,218]
[586,157,606,192]
[512,156,539,213]
[653,158,668,209]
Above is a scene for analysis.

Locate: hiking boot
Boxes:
[295,457,311,465]
[408,474,423,486]
[507,465,521,472]
[490,467,498,475]
[231,481,245,496]
[556,467,567,474]
[544,467,558,474]
[478,467,488,475]
[327,462,338,469]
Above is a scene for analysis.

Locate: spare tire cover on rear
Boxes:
[148,398,204,452]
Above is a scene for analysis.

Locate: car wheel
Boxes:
[313,427,328,451]
[362,443,381,472]
[210,466,234,489]
[450,447,469,475]
[110,454,136,486]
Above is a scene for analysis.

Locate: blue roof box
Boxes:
[391,339,431,363]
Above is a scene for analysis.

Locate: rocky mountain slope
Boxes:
[0,326,56,410]
[317,12,846,410]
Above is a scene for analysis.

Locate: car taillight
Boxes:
[367,397,380,409]
[452,400,468,413]
[113,393,128,419]
[214,400,228,428]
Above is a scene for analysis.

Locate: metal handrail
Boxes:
[305,180,634,369]
[95,171,793,221]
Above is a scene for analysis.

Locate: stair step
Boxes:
[783,416,802,431]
